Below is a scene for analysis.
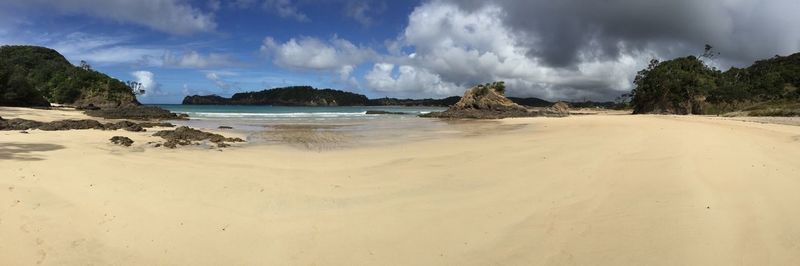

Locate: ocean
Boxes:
[150,105,492,149]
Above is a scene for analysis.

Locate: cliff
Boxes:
[0,45,139,108]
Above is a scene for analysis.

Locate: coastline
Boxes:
[2,107,800,264]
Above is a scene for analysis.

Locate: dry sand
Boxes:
[2,107,800,265]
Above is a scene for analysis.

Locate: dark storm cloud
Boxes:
[448,0,800,68]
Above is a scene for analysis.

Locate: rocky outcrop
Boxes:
[110,136,134,147]
[84,106,188,120]
[546,102,571,117]
[37,119,105,131]
[422,82,531,119]
[153,126,244,148]
[0,116,175,131]
[422,82,571,119]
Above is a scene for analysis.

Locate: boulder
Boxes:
[540,102,570,117]
[110,136,134,147]
[153,126,244,148]
[104,121,145,132]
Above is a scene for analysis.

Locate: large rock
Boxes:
[422,82,533,119]
[110,136,134,147]
[84,106,187,120]
[422,82,571,119]
[38,119,105,131]
[0,116,175,131]
[153,126,244,148]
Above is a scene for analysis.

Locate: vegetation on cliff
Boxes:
[631,47,800,115]
[0,45,139,107]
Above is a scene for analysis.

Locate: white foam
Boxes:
[180,111,368,118]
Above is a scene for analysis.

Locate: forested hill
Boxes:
[630,51,800,115]
[183,86,369,106]
[183,87,558,107]
[0,45,138,107]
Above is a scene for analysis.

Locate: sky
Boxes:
[1,0,799,103]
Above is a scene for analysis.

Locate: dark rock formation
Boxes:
[110,136,134,147]
[0,116,42,130]
[153,126,244,148]
[0,116,175,131]
[38,119,105,131]
[104,121,144,132]
[84,106,187,120]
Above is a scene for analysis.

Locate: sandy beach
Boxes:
[2,107,800,265]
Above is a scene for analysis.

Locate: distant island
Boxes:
[183,86,563,107]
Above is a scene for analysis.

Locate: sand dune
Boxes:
[2,109,800,265]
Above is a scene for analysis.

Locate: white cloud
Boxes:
[365,63,460,97]
[261,35,375,72]
[1,0,216,35]
[42,32,163,65]
[360,1,649,100]
[131,70,165,97]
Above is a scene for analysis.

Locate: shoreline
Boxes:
[2,107,800,265]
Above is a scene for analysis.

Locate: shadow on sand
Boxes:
[0,142,65,161]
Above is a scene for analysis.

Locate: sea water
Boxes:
[151,105,483,149]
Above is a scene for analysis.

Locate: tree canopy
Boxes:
[631,51,800,115]
[0,45,139,107]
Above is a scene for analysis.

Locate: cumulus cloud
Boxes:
[0,0,216,35]
[353,0,800,100]
[365,63,460,97]
[131,70,165,97]
[452,0,800,67]
[260,35,375,81]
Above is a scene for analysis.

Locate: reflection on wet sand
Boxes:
[249,119,527,151]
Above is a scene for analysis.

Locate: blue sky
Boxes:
[2,0,800,103]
